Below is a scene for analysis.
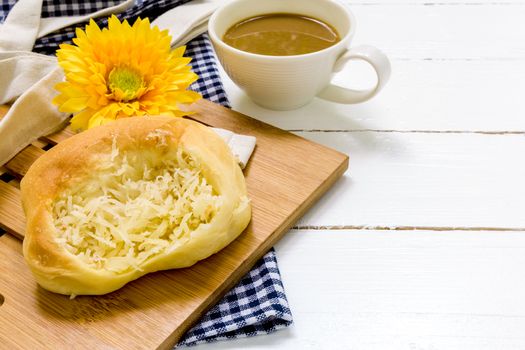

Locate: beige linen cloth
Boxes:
[0,0,255,169]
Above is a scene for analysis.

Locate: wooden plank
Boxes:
[7,178,20,188]
[44,125,75,144]
[190,229,525,350]
[0,99,348,349]
[4,145,45,178]
[292,132,525,229]
[277,229,525,315]
[31,139,48,149]
[0,182,24,239]
[220,59,525,132]
[345,0,524,3]
[0,234,116,349]
[260,229,525,350]
[349,4,525,60]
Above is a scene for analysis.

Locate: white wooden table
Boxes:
[195,1,525,349]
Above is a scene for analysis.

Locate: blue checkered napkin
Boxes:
[0,0,293,346]
[179,249,293,347]
[185,34,230,107]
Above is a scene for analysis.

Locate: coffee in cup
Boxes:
[223,13,340,56]
[209,0,391,110]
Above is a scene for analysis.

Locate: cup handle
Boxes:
[317,45,391,104]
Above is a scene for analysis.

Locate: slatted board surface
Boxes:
[0,99,348,349]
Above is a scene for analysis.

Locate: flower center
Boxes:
[108,66,145,101]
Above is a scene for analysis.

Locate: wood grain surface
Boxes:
[226,60,525,132]
[198,1,525,349]
[0,99,348,349]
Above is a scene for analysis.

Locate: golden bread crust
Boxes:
[21,116,251,296]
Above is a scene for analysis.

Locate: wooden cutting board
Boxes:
[0,99,348,349]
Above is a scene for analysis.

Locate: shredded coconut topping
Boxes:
[52,141,221,273]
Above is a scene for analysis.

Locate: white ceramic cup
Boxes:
[208,0,391,110]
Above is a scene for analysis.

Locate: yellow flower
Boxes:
[53,15,201,130]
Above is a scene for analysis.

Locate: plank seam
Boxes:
[347,2,525,6]
[3,226,524,236]
[289,129,525,135]
[293,225,525,231]
[393,57,525,61]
